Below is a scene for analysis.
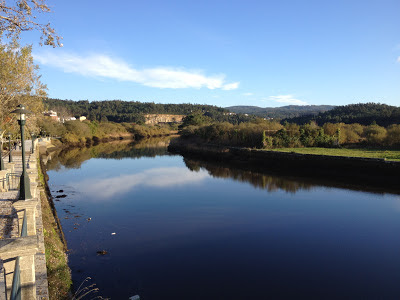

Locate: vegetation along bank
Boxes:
[38,145,72,299]
[168,139,400,192]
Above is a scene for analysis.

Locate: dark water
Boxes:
[46,140,400,299]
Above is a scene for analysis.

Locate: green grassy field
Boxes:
[269,148,400,161]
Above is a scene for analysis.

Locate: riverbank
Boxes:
[270,147,400,161]
[168,138,400,192]
[38,141,72,299]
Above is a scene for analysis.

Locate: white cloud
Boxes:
[222,82,239,90]
[34,52,239,90]
[397,56,400,63]
[269,95,308,105]
[242,92,253,96]
[71,167,209,200]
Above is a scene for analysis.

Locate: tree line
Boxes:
[285,103,400,126]
[180,120,400,149]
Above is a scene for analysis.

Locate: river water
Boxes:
[46,139,400,299]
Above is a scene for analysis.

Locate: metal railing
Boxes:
[20,210,27,237]
[7,211,27,299]
[10,257,21,300]
[0,261,7,299]
[6,173,20,191]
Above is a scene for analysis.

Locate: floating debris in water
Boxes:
[111,232,116,235]
[87,217,92,221]
[57,189,64,193]
[55,194,67,198]
[97,250,108,255]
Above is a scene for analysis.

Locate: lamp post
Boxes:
[31,132,35,154]
[11,104,32,200]
[0,130,4,171]
[8,133,12,163]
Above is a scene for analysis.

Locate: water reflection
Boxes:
[184,158,313,193]
[46,137,172,171]
[46,139,400,299]
[45,138,399,195]
[71,167,209,200]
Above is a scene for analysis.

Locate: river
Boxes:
[45,139,400,299]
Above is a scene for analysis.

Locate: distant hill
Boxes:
[44,98,228,123]
[285,103,400,126]
[226,105,335,119]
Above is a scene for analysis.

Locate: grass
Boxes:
[41,190,72,299]
[268,147,400,161]
[38,157,72,299]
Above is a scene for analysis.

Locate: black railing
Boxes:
[0,261,7,299]
[6,173,19,191]
[10,257,21,300]
[21,210,27,237]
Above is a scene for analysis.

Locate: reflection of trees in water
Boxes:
[46,137,173,170]
[184,158,313,193]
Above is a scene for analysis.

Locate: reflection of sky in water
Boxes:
[71,167,209,199]
[47,153,400,300]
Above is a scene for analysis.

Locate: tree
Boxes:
[364,124,387,145]
[386,124,400,146]
[0,0,62,47]
[0,39,46,133]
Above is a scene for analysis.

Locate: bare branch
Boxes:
[0,0,62,47]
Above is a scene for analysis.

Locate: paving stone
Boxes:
[0,150,50,299]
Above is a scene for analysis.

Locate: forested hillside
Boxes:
[226,105,335,119]
[43,98,260,125]
[285,103,400,126]
[44,98,228,123]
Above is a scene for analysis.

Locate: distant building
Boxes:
[43,110,59,121]
[79,116,87,122]
[61,117,76,123]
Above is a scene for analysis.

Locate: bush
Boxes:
[386,124,400,146]
[364,124,387,145]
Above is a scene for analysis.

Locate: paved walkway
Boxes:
[0,141,49,299]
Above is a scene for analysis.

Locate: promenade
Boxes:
[0,139,49,299]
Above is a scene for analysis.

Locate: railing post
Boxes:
[21,210,27,237]
[10,257,21,300]
[0,260,7,300]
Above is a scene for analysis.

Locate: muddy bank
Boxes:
[168,139,400,193]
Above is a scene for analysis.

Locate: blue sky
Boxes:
[26,0,400,108]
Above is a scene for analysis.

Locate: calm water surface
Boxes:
[46,141,400,299]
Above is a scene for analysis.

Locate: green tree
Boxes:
[179,113,212,128]
[364,124,387,145]
[0,39,46,134]
[386,124,400,146]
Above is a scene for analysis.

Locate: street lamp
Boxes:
[31,132,35,154]
[0,129,4,171]
[8,132,12,163]
[11,104,32,200]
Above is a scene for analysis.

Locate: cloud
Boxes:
[222,82,240,90]
[269,95,308,105]
[71,167,209,200]
[397,56,400,63]
[242,92,253,96]
[34,52,239,90]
